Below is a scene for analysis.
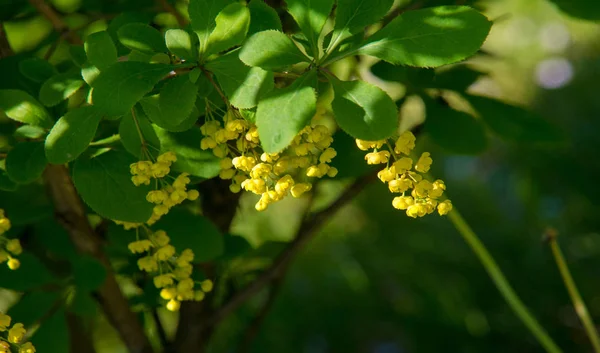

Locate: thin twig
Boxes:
[28,0,82,45]
[0,22,13,57]
[545,229,600,353]
[447,209,562,353]
[208,172,377,326]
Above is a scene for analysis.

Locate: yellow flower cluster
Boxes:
[0,210,21,270]
[129,152,200,225]
[357,131,452,218]
[200,110,337,211]
[0,312,35,353]
[128,229,212,311]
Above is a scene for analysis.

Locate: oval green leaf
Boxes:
[117,23,167,54]
[45,105,103,164]
[72,150,154,222]
[159,74,199,125]
[6,141,47,184]
[330,78,398,140]
[39,70,85,107]
[358,6,492,67]
[205,2,250,56]
[119,107,161,158]
[165,29,198,61]
[85,31,118,70]
[0,89,53,128]
[239,30,309,70]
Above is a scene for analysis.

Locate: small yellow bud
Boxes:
[415,152,433,173]
[6,239,22,255]
[200,279,213,292]
[153,274,175,288]
[187,190,200,201]
[290,183,312,198]
[8,323,25,343]
[166,299,181,311]
[160,287,177,300]
[7,258,20,270]
[437,200,453,216]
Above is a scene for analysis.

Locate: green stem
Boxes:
[447,209,562,353]
[547,232,600,353]
[89,134,120,146]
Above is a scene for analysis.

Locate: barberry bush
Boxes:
[0,0,598,352]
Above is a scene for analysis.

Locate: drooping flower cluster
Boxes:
[129,152,199,225]
[128,229,213,311]
[0,312,36,353]
[200,110,338,211]
[0,210,21,270]
[357,131,452,218]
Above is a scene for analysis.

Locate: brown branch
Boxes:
[157,0,187,27]
[28,0,82,45]
[66,313,98,353]
[43,165,153,353]
[208,171,377,326]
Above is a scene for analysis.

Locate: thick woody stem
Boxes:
[43,165,153,353]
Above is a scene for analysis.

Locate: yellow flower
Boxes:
[155,245,176,261]
[200,279,213,292]
[388,178,412,193]
[194,291,206,301]
[8,323,26,343]
[177,278,194,292]
[406,204,427,218]
[128,240,153,254]
[187,190,200,201]
[19,342,36,353]
[394,131,416,155]
[166,299,181,311]
[430,180,446,198]
[6,239,22,255]
[179,249,194,263]
[393,157,413,172]
[137,256,158,272]
[319,148,337,163]
[437,200,453,215]
[200,136,217,150]
[151,230,170,246]
[160,287,177,300]
[392,196,414,210]
[377,166,396,183]
[415,152,433,173]
[355,139,384,151]
[290,183,312,198]
[153,274,175,288]
[326,167,338,177]
[157,152,177,163]
[0,313,11,331]
[7,258,20,270]
[365,151,390,165]
[414,180,433,198]
[131,175,151,186]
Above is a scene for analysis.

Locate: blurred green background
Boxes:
[2,0,600,352]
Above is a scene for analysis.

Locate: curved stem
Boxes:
[447,209,562,353]
[547,231,600,353]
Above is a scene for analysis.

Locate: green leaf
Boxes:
[0,89,53,128]
[140,95,199,132]
[165,29,199,61]
[357,6,492,67]
[14,125,46,139]
[107,12,154,56]
[205,2,250,56]
[465,94,564,144]
[118,23,167,54]
[69,45,88,68]
[248,0,282,35]
[432,65,483,91]
[72,255,107,291]
[72,150,154,222]
[330,77,398,140]
[286,0,334,55]
[0,170,18,191]
[370,60,434,86]
[45,105,103,164]
[119,107,161,158]
[206,50,273,109]
[157,208,224,262]
[256,72,317,153]
[188,0,233,55]
[154,127,221,178]
[85,31,118,70]
[9,291,60,327]
[548,0,600,21]
[39,69,85,107]
[81,63,101,86]
[18,57,57,83]
[6,141,47,184]
[0,184,53,226]
[31,309,69,353]
[159,74,199,125]
[424,97,487,154]
[220,233,251,260]
[91,61,173,117]
[239,30,308,70]
[329,0,393,50]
